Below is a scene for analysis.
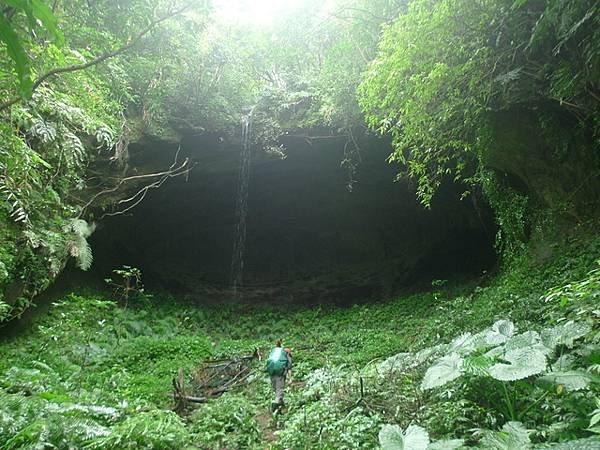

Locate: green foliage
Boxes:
[0,391,113,450]
[0,83,120,319]
[277,401,380,449]
[108,335,212,403]
[543,263,600,308]
[0,2,599,448]
[360,0,600,195]
[2,0,597,322]
[417,316,598,427]
[0,0,63,97]
[0,293,213,449]
[88,410,189,450]
[533,437,600,449]
[379,424,464,450]
[187,393,260,449]
[479,421,531,450]
[372,251,599,447]
[478,169,529,257]
[105,265,147,303]
[63,219,94,270]
[0,11,31,97]
[359,0,599,247]
[0,0,210,319]
[379,424,429,450]
[0,234,598,448]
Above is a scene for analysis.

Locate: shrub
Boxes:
[87,410,189,449]
[187,393,260,449]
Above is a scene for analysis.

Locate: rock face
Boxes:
[90,132,497,303]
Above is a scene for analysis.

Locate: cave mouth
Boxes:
[88,132,498,304]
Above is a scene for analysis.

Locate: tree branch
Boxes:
[78,145,195,218]
[100,160,194,219]
[0,2,195,112]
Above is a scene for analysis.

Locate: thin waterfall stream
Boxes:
[230,107,255,296]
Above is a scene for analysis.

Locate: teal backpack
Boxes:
[266,347,288,376]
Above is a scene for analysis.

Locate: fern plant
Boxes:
[63,219,95,270]
[86,410,190,449]
[28,118,57,144]
[60,129,86,170]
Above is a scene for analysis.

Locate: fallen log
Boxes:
[173,349,260,413]
[204,349,262,368]
[182,395,208,403]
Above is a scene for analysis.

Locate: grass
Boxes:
[0,231,598,448]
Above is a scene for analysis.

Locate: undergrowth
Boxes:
[0,233,598,449]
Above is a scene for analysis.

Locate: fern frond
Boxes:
[69,235,93,271]
[28,118,57,144]
[463,355,495,376]
[61,130,86,169]
[67,218,95,238]
[94,126,114,149]
[63,219,95,270]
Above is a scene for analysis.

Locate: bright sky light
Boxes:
[212,0,306,26]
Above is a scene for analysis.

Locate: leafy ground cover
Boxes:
[0,232,598,449]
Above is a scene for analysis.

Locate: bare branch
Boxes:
[78,148,196,218]
[284,134,347,140]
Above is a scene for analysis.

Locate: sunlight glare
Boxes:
[212,0,305,26]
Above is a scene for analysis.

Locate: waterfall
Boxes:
[230,107,254,296]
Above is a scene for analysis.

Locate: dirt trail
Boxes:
[255,410,278,444]
[254,379,307,447]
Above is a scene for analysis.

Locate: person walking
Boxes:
[266,339,292,412]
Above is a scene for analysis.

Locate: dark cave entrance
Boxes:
[88,132,498,303]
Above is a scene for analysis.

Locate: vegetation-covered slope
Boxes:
[1,0,599,448]
[2,0,598,320]
[1,231,598,449]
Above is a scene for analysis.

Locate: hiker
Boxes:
[266,339,292,411]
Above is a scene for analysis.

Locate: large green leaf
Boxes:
[488,347,547,381]
[484,320,515,346]
[421,353,463,390]
[0,0,64,98]
[511,0,530,10]
[449,333,475,353]
[550,354,576,372]
[504,331,542,352]
[0,0,29,12]
[29,0,64,44]
[0,12,32,97]
[1,0,63,43]
[532,436,600,449]
[380,424,406,450]
[449,332,487,355]
[463,354,495,376]
[541,321,591,350]
[379,424,430,450]
[480,422,531,450]
[1,0,36,28]
[427,439,464,450]
[538,370,600,391]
